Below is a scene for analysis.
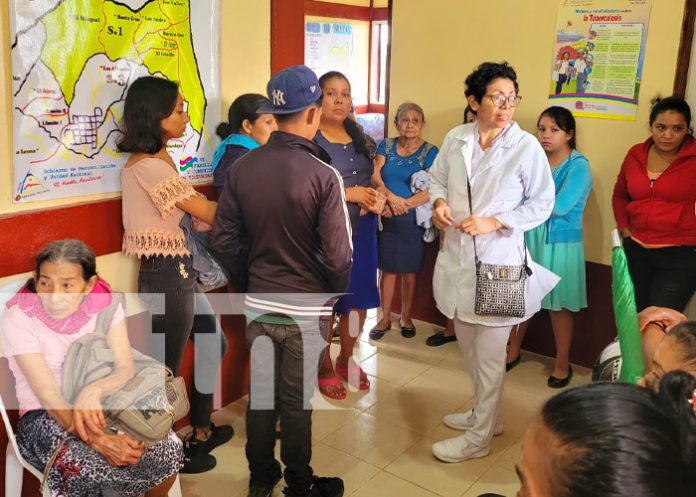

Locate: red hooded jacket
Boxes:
[612,135,696,246]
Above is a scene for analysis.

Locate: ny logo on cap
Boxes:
[272,89,286,106]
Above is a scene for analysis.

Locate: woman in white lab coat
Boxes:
[429,62,557,463]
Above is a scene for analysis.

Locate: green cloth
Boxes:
[247,311,313,327]
[612,238,644,383]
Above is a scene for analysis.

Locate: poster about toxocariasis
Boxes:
[549,0,652,120]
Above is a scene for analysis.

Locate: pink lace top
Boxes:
[121,157,198,258]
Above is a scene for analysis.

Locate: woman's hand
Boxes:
[90,433,145,467]
[347,187,382,212]
[457,216,502,236]
[192,216,213,232]
[387,194,409,216]
[432,201,455,230]
[73,385,106,442]
[381,203,394,218]
[619,227,632,239]
[638,306,687,333]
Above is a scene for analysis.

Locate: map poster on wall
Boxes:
[304,21,353,80]
[549,0,651,120]
[11,0,220,203]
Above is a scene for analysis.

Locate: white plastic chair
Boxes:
[0,279,48,496]
[0,279,183,497]
[1,388,49,497]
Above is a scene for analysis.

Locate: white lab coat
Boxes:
[429,122,559,326]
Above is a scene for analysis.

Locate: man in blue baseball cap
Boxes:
[258,64,324,115]
[213,65,351,497]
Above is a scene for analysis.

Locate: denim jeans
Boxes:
[138,255,228,428]
[623,238,696,312]
[245,319,328,495]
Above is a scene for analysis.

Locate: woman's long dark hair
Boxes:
[117,76,179,154]
[649,95,693,135]
[318,71,375,158]
[540,373,696,497]
[216,93,270,139]
[538,106,577,149]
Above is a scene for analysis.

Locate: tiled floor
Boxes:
[179,315,590,497]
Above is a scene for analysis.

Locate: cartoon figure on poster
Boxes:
[550,37,594,96]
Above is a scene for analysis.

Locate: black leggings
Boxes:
[138,255,228,428]
[623,238,696,312]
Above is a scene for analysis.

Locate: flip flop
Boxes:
[335,359,370,390]
[318,375,347,400]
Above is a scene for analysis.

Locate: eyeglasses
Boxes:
[485,94,522,108]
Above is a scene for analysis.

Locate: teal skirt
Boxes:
[526,223,587,312]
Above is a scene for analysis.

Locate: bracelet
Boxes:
[646,321,667,333]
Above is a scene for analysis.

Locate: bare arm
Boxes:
[405,190,430,209]
[176,195,217,225]
[14,354,74,431]
[372,155,408,215]
[641,324,664,374]
[639,306,688,372]
[72,318,135,441]
[371,155,388,192]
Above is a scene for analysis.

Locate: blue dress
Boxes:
[315,131,379,313]
[377,138,438,273]
[526,159,589,312]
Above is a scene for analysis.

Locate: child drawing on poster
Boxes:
[550,24,590,96]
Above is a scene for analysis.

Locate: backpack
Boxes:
[61,294,189,446]
[383,138,434,169]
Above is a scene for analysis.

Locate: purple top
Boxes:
[315,131,373,233]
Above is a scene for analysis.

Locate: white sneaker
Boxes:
[432,435,490,463]
[442,411,504,436]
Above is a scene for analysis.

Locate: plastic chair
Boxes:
[1,389,50,497]
[0,279,182,497]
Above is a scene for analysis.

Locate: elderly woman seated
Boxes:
[1,239,182,497]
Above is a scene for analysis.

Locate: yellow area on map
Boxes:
[40,0,205,133]
[328,43,350,63]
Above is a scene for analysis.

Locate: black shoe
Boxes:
[505,354,521,372]
[547,366,573,389]
[400,322,416,338]
[249,468,282,497]
[180,437,217,473]
[249,484,275,497]
[201,423,234,452]
[425,331,457,347]
[369,323,391,340]
[284,476,344,497]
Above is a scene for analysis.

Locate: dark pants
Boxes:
[245,319,328,495]
[555,74,567,94]
[138,255,228,428]
[623,238,696,312]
